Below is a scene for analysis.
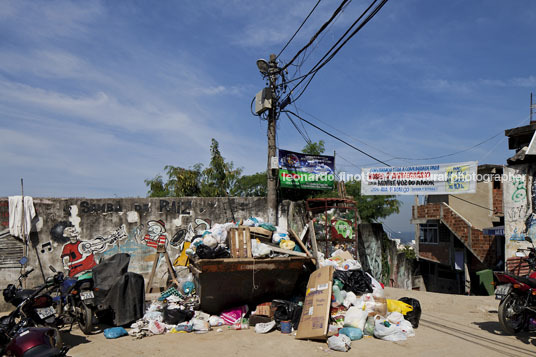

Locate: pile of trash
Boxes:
[182,216,305,260]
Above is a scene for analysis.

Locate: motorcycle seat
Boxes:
[517,276,536,288]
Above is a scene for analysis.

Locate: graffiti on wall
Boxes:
[504,166,533,258]
[141,220,168,249]
[59,225,127,277]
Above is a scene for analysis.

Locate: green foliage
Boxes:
[400,246,416,260]
[302,140,325,155]
[145,139,242,198]
[200,139,242,197]
[344,181,400,222]
[231,172,267,197]
[310,181,400,222]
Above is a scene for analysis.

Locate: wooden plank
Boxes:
[269,246,308,257]
[229,227,251,258]
[289,228,313,258]
[309,220,320,269]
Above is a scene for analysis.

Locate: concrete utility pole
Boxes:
[255,54,283,224]
[266,54,278,224]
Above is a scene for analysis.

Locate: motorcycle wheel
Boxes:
[77,302,93,335]
[498,293,525,335]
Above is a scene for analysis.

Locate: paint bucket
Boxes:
[280,320,292,334]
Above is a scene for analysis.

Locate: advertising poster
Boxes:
[279,149,335,190]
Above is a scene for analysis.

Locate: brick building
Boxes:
[411,165,504,294]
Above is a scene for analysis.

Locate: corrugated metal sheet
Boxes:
[0,232,24,268]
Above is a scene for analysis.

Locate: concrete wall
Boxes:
[503,165,533,259]
[0,197,414,309]
[358,223,414,289]
[0,197,270,298]
[448,181,495,230]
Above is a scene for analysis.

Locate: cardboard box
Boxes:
[295,266,334,340]
[254,302,274,317]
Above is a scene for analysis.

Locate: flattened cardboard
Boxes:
[295,266,334,340]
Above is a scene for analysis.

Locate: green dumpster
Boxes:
[476,269,494,295]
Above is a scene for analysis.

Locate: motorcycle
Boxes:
[3,259,61,329]
[0,259,68,356]
[494,236,536,335]
[50,267,96,335]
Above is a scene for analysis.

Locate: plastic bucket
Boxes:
[280,320,292,334]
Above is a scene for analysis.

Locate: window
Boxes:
[420,221,439,244]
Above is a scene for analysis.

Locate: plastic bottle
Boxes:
[333,285,344,304]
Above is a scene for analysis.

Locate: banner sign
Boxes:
[361,161,478,195]
[279,149,335,190]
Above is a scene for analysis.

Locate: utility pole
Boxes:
[266,54,278,224]
[255,54,282,224]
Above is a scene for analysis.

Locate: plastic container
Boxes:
[280,320,292,334]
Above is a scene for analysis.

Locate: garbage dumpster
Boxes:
[476,269,494,295]
[189,257,314,314]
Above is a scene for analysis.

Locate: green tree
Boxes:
[145,139,241,197]
[302,140,325,155]
[199,139,242,197]
[231,172,267,197]
[315,181,400,222]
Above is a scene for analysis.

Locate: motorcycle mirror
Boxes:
[49,265,57,273]
[19,257,28,266]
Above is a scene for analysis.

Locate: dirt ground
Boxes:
[59,287,536,357]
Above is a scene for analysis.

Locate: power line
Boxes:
[282,0,351,71]
[284,109,391,166]
[450,195,495,212]
[285,112,312,146]
[277,0,323,59]
[295,106,406,161]
[392,131,503,161]
[283,0,388,104]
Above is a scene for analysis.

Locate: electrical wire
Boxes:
[277,0,323,59]
[450,195,495,212]
[284,109,391,166]
[285,112,312,146]
[295,107,409,162]
[250,97,259,117]
[392,131,503,161]
[283,0,388,105]
[282,0,351,71]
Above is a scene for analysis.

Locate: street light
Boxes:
[256,59,269,75]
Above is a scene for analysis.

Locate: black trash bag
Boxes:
[398,297,421,328]
[272,299,302,330]
[333,270,373,295]
[195,245,230,259]
[163,306,194,325]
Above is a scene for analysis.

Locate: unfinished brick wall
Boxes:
[415,203,498,265]
[493,186,503,215]
[414,203,441,219]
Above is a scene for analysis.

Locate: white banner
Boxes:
[361,161,478,195]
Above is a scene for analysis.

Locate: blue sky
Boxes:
[1,0,535,232]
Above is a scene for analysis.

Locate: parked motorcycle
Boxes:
[3,260,61,329]
[50,267,96,335]
[0,259,68,356]
[494,237,536,335]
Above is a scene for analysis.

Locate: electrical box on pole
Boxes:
[255,88,272,115]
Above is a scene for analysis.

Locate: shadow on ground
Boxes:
[473,321,536,346]
[61,330,90,349]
